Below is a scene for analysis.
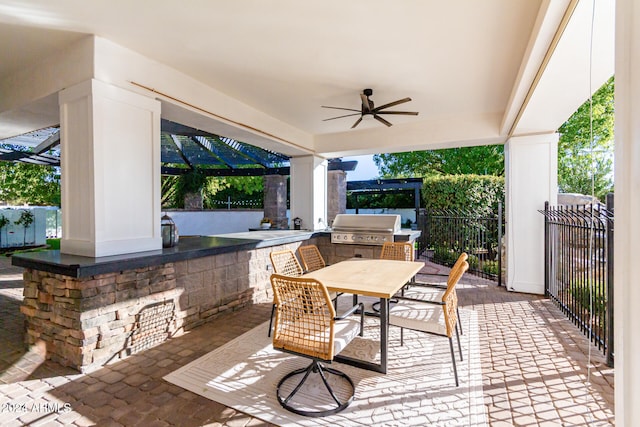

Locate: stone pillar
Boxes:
[504,133,558,294]
[58,79,161,257]
[327,170,347,226]
[263,175,288,229]
[614,0,640,421]
[290,156,328,230]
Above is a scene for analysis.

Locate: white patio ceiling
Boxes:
[0,0,614,159]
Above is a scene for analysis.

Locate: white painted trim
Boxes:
[505,133,558,295]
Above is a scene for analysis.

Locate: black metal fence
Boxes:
[208,197,263,209]
[419,204,503,286]
[539,194,614,366]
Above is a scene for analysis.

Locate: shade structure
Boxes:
[0,120,357,177]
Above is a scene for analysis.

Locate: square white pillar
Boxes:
[504,133,558,294]
[58,79,161,257]
[614,0,640,421]
[290,155,328,231]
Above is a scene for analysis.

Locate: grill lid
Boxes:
[331,214,401,233]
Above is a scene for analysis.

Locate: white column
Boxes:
[614,0,640,422]
[58,79,161,257]
[504,133,558,294]
[290,155,328,231]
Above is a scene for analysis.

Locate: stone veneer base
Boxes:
[20,242,313,372]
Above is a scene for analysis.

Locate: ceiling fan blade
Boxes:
[360,94,372,113]
[374,115,393,127]
[322,113,362,121]
[321,105,362,112]
[373,97,412,112]
[351,117,363,129]
[375,111,419,115]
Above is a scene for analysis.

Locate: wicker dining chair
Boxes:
[380,241,415,262]
[268,250,304,337]
[389,259,469,386]
[297,244,326,272]
[269,249,304,277]
[404,252,468,335]
[371,241,415,312]
[298,244,343,307]
[270,273,364,417]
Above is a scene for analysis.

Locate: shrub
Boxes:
[422,174,504,215]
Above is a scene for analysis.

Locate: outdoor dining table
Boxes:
[302,257,424,374]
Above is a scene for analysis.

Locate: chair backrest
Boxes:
[450,252,469,276]
[298,245,326,272]
[270,249,303,277]
[442,260,469,337]
[380,242,414,261]
[270,273,336,360]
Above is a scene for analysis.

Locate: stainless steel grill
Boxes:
[331,214,401,245]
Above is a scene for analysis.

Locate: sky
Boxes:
[342,155,380,182]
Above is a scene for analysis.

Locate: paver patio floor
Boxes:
[0,254,614,426]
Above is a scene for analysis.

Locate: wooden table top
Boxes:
[303,258,424,298]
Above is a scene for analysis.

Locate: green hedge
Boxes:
[422,174,505,215]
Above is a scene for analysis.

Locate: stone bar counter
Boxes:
[12,229,419,372]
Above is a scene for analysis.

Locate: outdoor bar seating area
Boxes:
[11,225,420,374]
[8,217,500,420]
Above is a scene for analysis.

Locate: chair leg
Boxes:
[449,337,460,387]
[276,360,355,417]
[400,327,404,346]
[268,303,276,337]
[457,307,463,335]
[455,326,463,361]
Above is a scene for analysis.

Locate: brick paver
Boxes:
[0,254,615,426]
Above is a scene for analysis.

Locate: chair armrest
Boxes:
[395,295,445,305]
[407,281,447,289]
[335,302,365,337]
[335,302,364,320]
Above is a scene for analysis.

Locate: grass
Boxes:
[1,238,61,257]
[46,238,61,250]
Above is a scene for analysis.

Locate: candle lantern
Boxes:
[161,214,178,248]
[293,217,302,230]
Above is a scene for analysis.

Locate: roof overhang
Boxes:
[0,1,614,159]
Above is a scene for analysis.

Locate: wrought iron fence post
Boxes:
[606,193,614,367]
[498,201,503,287]
[544,201,549,297]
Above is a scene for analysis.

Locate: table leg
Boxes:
[333,296,389,374]
[380,297,388,374]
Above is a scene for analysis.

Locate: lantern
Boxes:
[161,214,178,248]
[293,217,302,230]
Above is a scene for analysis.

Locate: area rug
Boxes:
[164,307,486,426]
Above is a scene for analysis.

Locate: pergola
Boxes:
[0,120,357,176]
[0,1,638,422]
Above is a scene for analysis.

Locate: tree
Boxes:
[557,76,614,201]
[0,214,9,248]
[0,149,61,206]
[161,172,265,209]
[14,209,35,246]
[373,145,504,178]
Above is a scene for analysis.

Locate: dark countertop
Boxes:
[12,231,316,278]
[11,228,421,278]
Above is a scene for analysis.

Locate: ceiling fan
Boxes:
[322,88,418,129]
